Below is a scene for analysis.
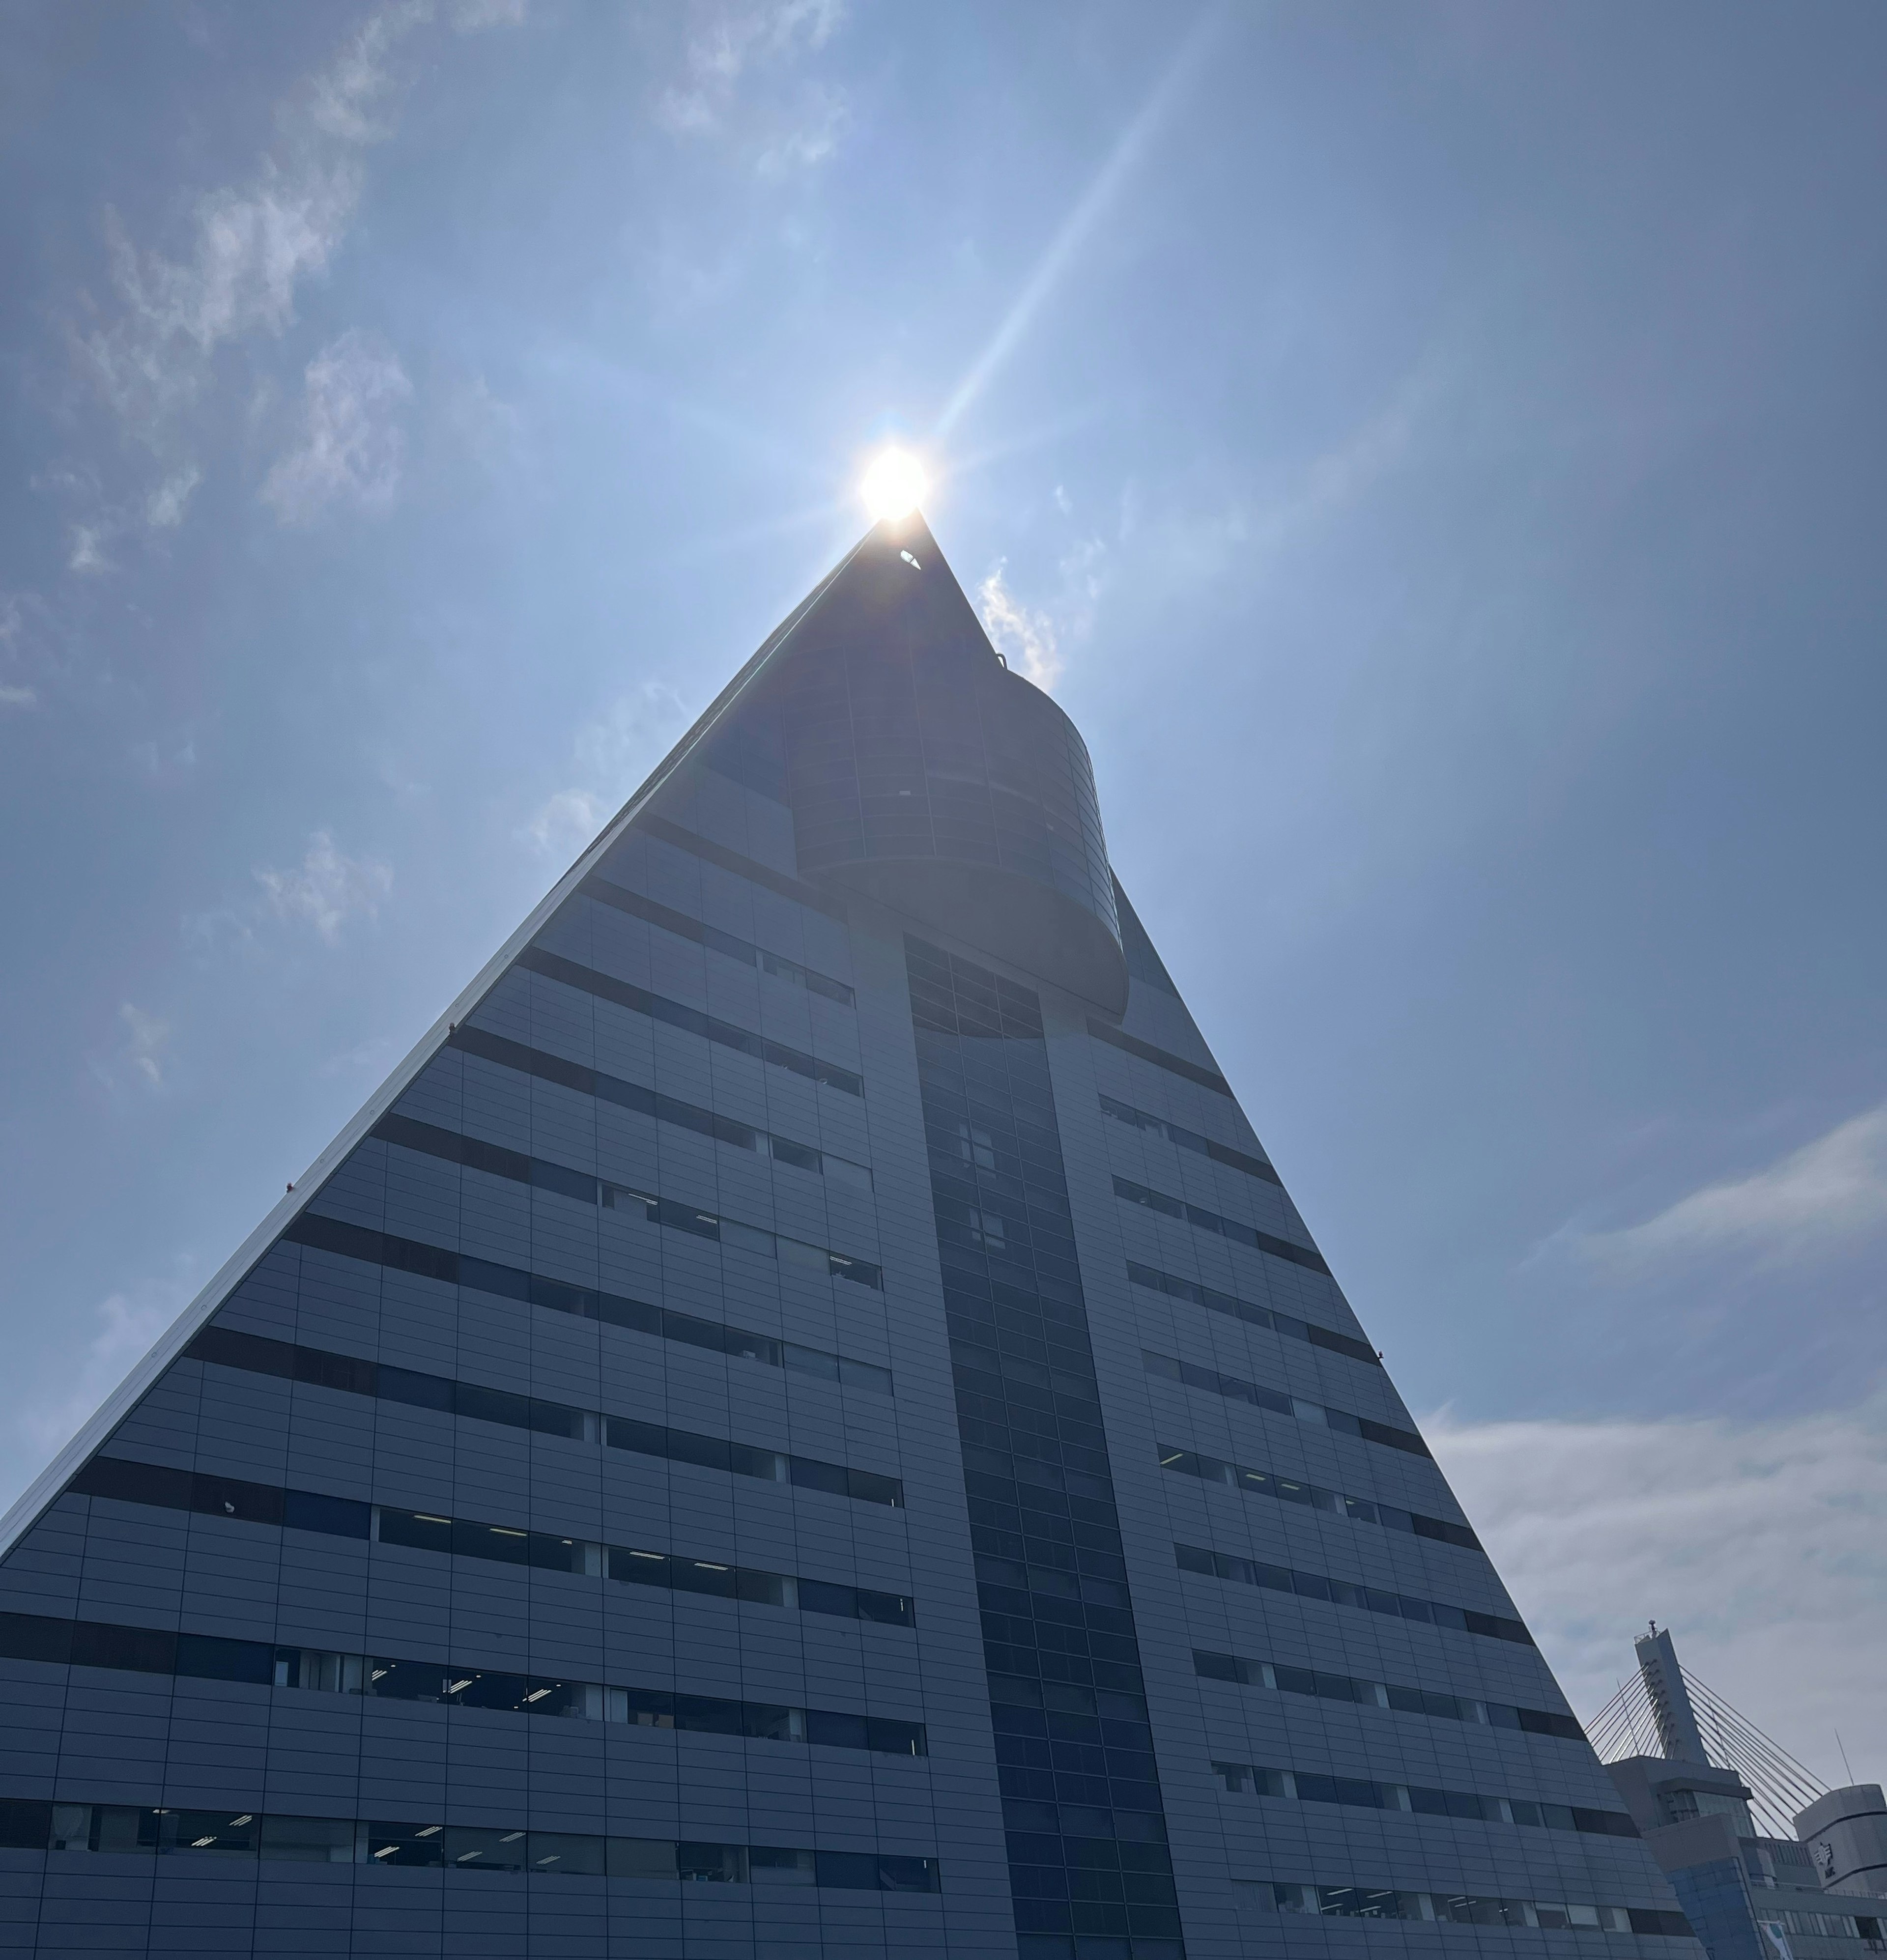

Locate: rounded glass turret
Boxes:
[746,524,1127,1012]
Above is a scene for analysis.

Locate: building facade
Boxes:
[0,516,1701,1958]
[1599,1629,1885,1960]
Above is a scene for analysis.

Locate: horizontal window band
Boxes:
[1114,1178,1328,1276]
[1243,1880,1689,1938]
[1099,1095,1278,1186]
[1175,1544,1531,1645]
[632,812,849,922]
[0,1610,923,1757]
[1192,1646,1582,1738]
[1758,1907,1887,1943]
[184,1325,901,1507]
[65,1457,914,1628]
[0,1796,937,1890]
[1126,1261,1377,1366]
[279,1212,891,1389]
[1142,1351,1428,1458]
[603,1185,881,1285]
[1210,1758,1636,1837]
[1157,1444,1475,1549]
[440,1027,871,1189]
[371,1105,877,1270]
[1086,1019,1231,1097]
[578,872,853,1004]
[515,944,863,1096]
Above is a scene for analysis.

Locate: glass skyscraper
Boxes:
[0,516,1699,1959]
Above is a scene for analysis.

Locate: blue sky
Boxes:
[2,1,1883,1773]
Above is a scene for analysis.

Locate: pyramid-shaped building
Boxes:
[0,516,1697,1958]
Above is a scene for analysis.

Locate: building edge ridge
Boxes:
[0,525,884,1567]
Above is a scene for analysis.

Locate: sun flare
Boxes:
[859,448,928,523]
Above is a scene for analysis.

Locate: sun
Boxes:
[859,448,928,523]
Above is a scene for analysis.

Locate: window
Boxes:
[1126,1260,1378,1365]
[1211,1759,1633,1837]
[1251,1882,1650,1932]
[1176,1545,1531,1645]
[1114,1176,1329,1275]
[288,1199,889,1334]
[32,1813,877,1888]
[515,943,862,1095]
[1143,1350,1428,1457]
[1192,1646,1581,1736]
[1100,1094,1279,1185]
[1156,1443,1476,1549]
[577,871,855,1004]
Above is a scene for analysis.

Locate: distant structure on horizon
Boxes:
[1590,1625,1887,1960]
[0,512,1705,1954]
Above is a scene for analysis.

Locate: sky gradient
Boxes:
[2,1,1883,1781]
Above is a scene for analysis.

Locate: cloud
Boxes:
[80,5,426,451]
[117,1003,171,1090]
[261,330,412,522]
[0,592,57,710]
[448,0,530,26]
[70,0,523,539]
[977,562,1063,689]
[145,465,202,528]
[1099,362,1440,615]
[254,830,393,939]
[1429,1396,1887,1781]
[655,0,846,169]
[523,787,613,856]
[0,594,37,706]
[521,682,691,858]
[19,1277,193,1460]
[1580,1105,1887,1272]
[67,524,112,576]
[976,532,1107,693]
[446,373,525,474]
[321,1033,400,1078]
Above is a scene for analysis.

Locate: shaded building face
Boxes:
[0,518,1695,1960]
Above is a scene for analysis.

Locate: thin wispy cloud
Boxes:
[117,1004,172,1091]
[262,330,412,522]
[19,1276,196,1459]
[68,0,524,541]
[67,524,112,576]
[145,466,202,529]
[254,831,394,940]
[1114,362,1436,607]
[80,5,424,450]
[521,682,691,859]
[977,562,1063,689]
[1579,1105,1887,1272]
[523,788,614,857]
[0,594,50,710]
[1430,1396,1887,1773]
[656,0,846,170]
